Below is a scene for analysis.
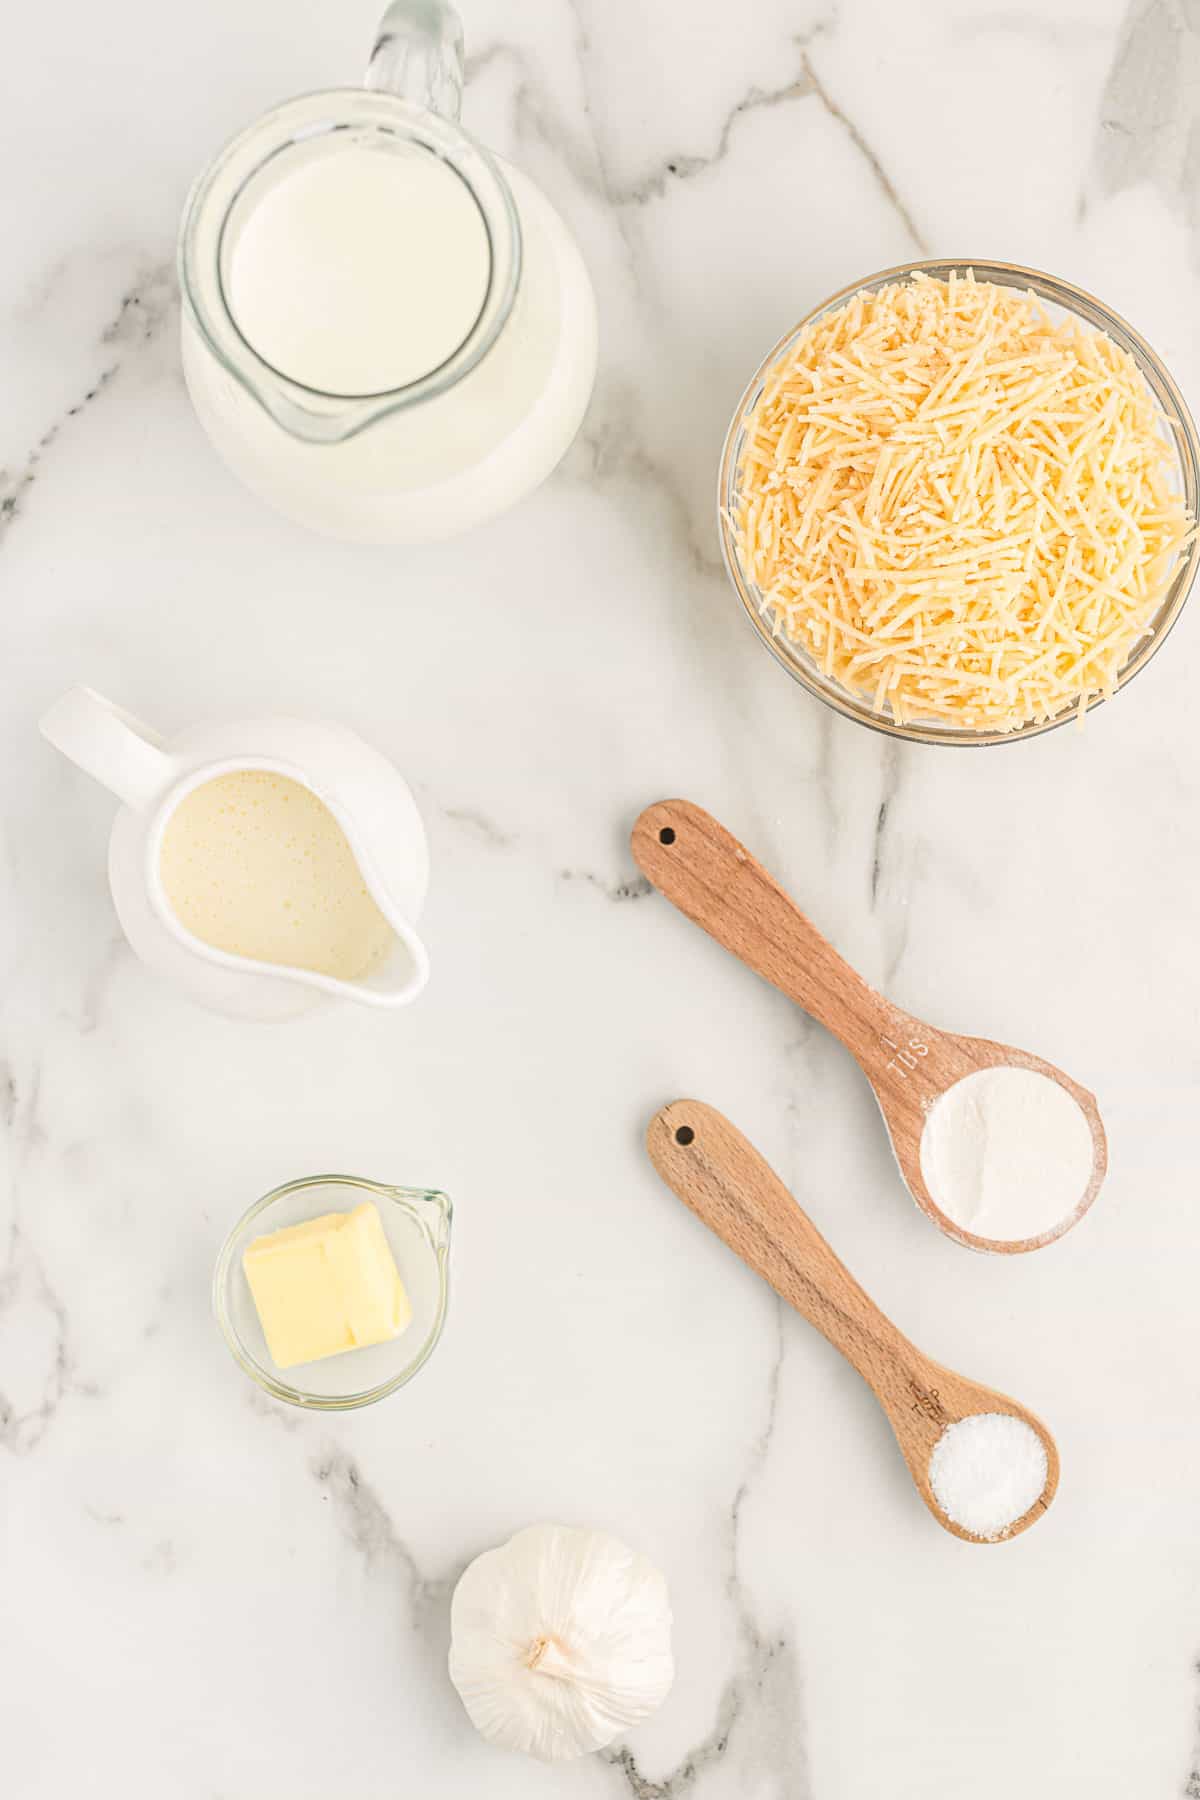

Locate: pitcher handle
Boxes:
[40,686,176,812]
[366,0,465,122]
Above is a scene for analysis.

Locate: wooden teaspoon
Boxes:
[647,1100,1060,1543]
[632,799,1107,1254]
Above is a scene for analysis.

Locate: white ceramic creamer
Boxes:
[178,0,598,543]
[40,687,430,1020]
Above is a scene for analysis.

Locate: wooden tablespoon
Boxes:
[632,799,1106,1254]
[647,1100,1060,1543]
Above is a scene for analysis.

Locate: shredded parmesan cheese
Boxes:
[732,272,1196,732]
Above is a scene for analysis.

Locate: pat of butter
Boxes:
[242,1201,412,1370]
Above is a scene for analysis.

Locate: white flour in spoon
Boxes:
[918,1066,1094,1244]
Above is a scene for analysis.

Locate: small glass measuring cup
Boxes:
[214,1174,452,1409]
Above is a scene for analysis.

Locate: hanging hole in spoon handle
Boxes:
[632,798,915,1056]
[646,1099,1060,1543]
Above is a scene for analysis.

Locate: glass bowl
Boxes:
[213,1173,451,1409]
[718,258,1200,746]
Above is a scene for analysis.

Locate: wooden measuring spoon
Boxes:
[632,799,1106,1254]
[647,1100,1059,1542]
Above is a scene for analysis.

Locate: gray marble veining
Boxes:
[5,2,1200,1796]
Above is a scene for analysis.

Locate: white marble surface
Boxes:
[4,1,1200,1793]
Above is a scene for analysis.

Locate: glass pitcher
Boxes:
[178,0,597,544]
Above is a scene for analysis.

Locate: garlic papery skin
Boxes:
[448,1523,674,1762]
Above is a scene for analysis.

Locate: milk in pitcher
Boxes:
[159,770,395,980]
[226,144,492,397]
[179,4,597,544]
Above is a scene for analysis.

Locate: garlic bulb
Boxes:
[448,1523,674,1761]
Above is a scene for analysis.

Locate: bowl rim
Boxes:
[718,256,1200,747]
[212,1171,452,1410]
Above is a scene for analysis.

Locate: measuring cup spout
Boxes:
[40,686,177,812]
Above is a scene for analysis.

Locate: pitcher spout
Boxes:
[340,914,430,1008]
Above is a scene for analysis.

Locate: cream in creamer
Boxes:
[159,770,394,980]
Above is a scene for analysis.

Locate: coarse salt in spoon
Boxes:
[646,1099,1059,1542]
[632,800,1107,1254]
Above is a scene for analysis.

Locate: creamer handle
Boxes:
[366,0,465,121]
[40,687,175,811]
